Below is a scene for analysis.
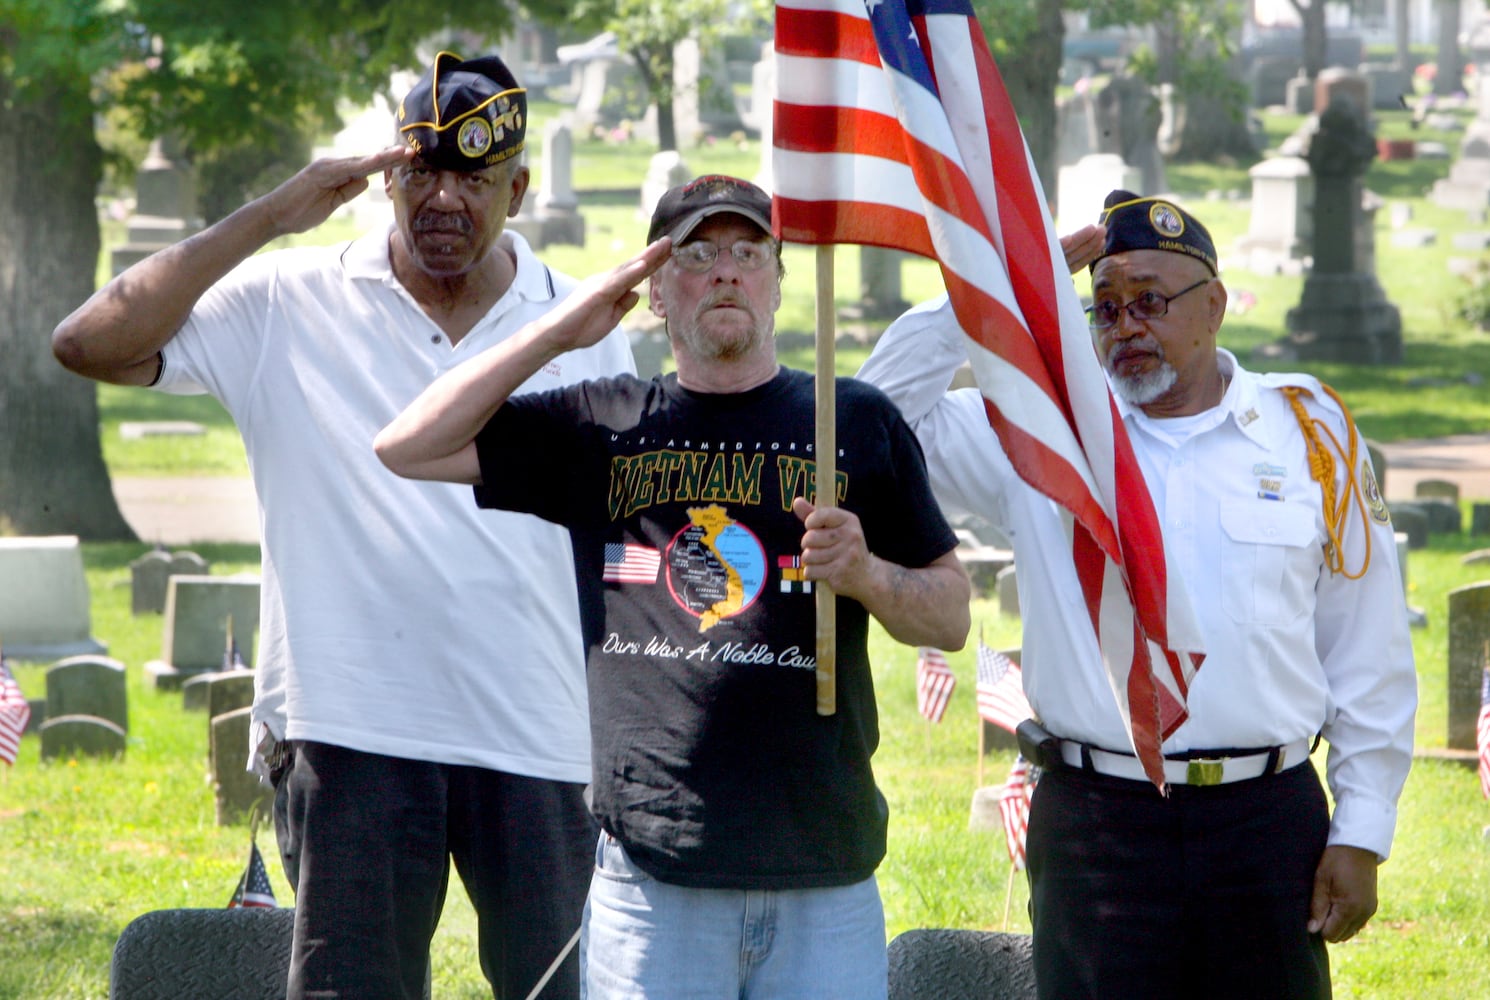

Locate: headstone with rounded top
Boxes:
[130,549,211,616]
[46,655,128,734]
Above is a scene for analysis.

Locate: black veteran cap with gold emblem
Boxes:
[397,51,526,172]
[1092,189,1217,276]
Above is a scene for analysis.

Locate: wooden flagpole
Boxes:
[1001,862,1017,929]
[814,245,837,716]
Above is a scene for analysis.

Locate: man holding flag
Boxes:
[376,175,970,998]
[860,192,1418,996]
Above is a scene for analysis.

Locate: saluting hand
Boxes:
[1060,223,1106,274]
[261,146,415,238]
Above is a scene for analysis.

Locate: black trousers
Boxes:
[1027,760,1332,1000]
[273,740,598,1000]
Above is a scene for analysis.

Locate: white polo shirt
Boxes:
[859,294,1416,859]
[155,227,635,782]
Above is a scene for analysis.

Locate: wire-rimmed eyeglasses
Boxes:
[671,238,776,273]
[1086,278,1211,331]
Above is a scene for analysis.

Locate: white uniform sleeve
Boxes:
[855,295,1019,527]
[1312,435,1417,860]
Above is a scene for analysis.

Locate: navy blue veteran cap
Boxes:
[397,51,526,171]
[648,175,773,244]
[1092,190,1217,276]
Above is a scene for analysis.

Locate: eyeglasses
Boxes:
[671,238,776,273]
[1086,279,1211,331]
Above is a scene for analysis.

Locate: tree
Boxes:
[0,0,559,539]
[566,0,739,152]
[976,0,1067,203]
[1288,0,1330,80]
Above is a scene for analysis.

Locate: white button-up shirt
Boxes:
[859,295,1416,859]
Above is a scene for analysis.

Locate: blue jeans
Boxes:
[581,833,888,1000]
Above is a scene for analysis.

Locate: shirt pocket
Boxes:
[1218,500,1320,627]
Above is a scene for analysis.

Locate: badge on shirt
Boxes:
[1362,458,1391,525]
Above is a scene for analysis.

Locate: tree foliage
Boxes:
[565,0,740,151]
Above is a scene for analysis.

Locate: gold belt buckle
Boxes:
[1186,758,1225,786]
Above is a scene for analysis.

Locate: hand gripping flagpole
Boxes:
[814,245,837,715]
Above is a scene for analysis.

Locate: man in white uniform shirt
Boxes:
[858,190,1416,999]
[53,52,631,1000]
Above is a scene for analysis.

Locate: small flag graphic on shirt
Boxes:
[602,543,661,585]
[1478,666,1490,800]
[778,555,813,594]
[916,647,956,724]
[227,841,278,909]
[0,653,30,768]
[976,642,1032,734]
[998,755,1039,870]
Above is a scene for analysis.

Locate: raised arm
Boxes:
[52,146,413,386]
[374,239,673,484]
[791,498,971,651]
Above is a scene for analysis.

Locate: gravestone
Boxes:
[1055,93,1098,170]
[750,43,776,190]
[130,548,210,616]
[46,656,128,734]
[1237,156,1313,273]
[1431,117,1490,213]
[1283,93,1403,364]
[1389,504,1429,549]
[1249,55,1302,108]
[1472,503,1490,536]
[1284,73,1315,115]
[996,565,1020,619]
[640,151,693,224]
[1446,583,1490,750]
[211,707,272,826]
[39,715,127,760]
[1056,154,1140,230]
[110,137,200,275]
[1416,479,1461,502]
[509,119,585,248]
[183,667,254,714]
[1360,63,1413,110]
[145,576,261,690]
[0,536,107,659]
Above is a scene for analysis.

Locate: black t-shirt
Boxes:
[474,368,957,889]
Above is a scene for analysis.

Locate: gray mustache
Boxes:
[413,213,472,234]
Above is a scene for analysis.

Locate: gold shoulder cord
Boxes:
[1280,384,1372,579]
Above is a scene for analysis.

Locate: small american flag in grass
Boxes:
[915,647,956,724]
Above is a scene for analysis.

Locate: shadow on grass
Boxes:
[82,541,263,572]
[0,905,121,997]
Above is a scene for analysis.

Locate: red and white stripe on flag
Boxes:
[998,756,1036,870]
[916,647,956,724]
[772,0,1205,790]
[975,643,1031,734]
[0,659,31,767]
[1478,667,1490,800]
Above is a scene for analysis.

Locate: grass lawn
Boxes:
[6,99,1490,996]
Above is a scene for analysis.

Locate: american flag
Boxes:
[998,755,1038,870]
[0,654,30,767]
[222,632,247,672]
[602,542,662,585]
[975,643,1031,734]
[915,647,956,723]
[772,0,1205,789]
[1478,666,1490,800]
[227,841,278,909]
